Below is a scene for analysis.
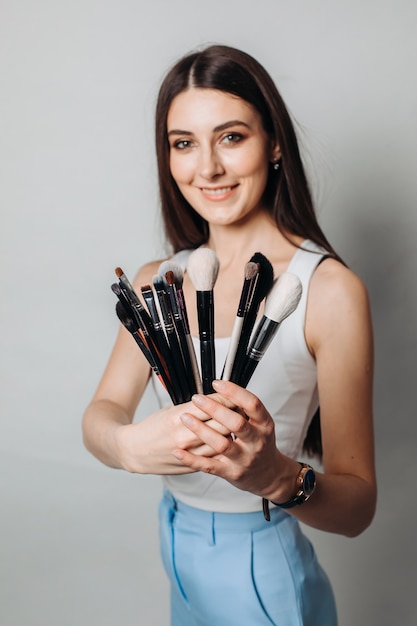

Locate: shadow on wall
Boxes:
[342,183,415,448]
[329,172,417,624]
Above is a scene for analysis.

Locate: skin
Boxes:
[83,88,376,537]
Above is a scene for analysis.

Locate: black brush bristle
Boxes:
[249,252,274,301]
[229,252,274,384]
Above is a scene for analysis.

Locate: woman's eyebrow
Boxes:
[213,120,250,132]
[167,120,250,137]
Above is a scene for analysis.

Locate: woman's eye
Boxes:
[172,139,192,150]
[222,133,244,144]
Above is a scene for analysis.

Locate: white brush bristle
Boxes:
[158,260,184,287]
[186,248,220,291]
[264,272,302,323]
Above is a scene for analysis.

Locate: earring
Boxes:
[273,159,280,171]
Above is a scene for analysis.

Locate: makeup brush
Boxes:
[186,248,220,394]
[159,261,203,394]
[111,280,178,400]
[114,267,156,341]
[141,283,184,404]
[229,252,274,384]
[153,274,192,402]
[165,270,198,395]
[221,261,259,381]
[115,301,176,402]
[111,279,163,366]
[237,272,302,389]
[111,282,141,326]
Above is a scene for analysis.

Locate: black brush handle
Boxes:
[197,291,215,394]
[229,305,258,383]
[237,317,279,388]
[155,286,192,402]
[142,287,184,404]
[166,283,197,395]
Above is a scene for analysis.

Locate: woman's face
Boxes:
[167,88,279,227]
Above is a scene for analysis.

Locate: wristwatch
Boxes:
[273,462,316,509]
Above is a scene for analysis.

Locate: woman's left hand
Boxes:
[172,379,290,499]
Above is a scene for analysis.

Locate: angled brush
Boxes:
[221,261,259,381]
[229,252,274,384]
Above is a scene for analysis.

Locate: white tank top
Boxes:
[152,240,327,512]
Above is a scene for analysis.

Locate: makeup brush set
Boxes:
[111,249,302,405]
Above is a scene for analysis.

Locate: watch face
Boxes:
[303,469,316,496]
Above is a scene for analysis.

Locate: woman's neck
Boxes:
[205,214,302,270]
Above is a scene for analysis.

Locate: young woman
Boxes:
[82,45,376,625]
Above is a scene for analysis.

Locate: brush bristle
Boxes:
[152,274,165,291]
[245,261,259,281]
[115,301,134,330]
[165,270,175,286]
[186,248,220,291]
[158,261,184,288]
[115,267,123,278]
[264,272,302,323]
[249,252,274,300]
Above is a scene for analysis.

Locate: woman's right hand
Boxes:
[116,399,231,475]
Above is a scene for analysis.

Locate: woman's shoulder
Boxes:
[132,258,169,290]
[312,257,369,303]
[306,257,372,355]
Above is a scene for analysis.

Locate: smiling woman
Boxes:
[82,44,376,626]
[167,89,277,228]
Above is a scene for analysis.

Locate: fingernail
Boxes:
[180,413,193,425]
[191,394,206,406]
[212,379,225,390]
[173,450,184,460]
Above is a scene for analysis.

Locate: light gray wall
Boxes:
[1,1,415,624]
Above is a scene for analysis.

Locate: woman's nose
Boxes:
[199,147,225,179]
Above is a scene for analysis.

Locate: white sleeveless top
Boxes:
[151,240,327,512]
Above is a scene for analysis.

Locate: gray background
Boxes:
[1,1,416,624]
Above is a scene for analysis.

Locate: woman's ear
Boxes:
[270,144,281,163]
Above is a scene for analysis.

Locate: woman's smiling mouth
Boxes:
[200,185,238,199]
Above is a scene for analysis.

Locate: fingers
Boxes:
[190,394,250,440]
[179,413,235,456]
[211,380,267,422]
[172,448,226,475]
[191,380,269,433]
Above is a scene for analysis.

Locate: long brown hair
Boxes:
[155,44,338,457]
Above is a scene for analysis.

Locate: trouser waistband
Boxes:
[162,489,287,535]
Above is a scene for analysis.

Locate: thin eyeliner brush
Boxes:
[237,272,302,388]
[230,252,274,384]
[159,261,203,394]
[111,281,156,352]
[153,274,191,402]
[186,248,220,395]
[115,267,156,341]
[221,261,259,381]
[140,283,184,403]
[115,301,177,403]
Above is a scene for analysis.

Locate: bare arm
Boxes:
[172,260,377,537]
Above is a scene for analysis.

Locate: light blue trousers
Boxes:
[159,490,338,626]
